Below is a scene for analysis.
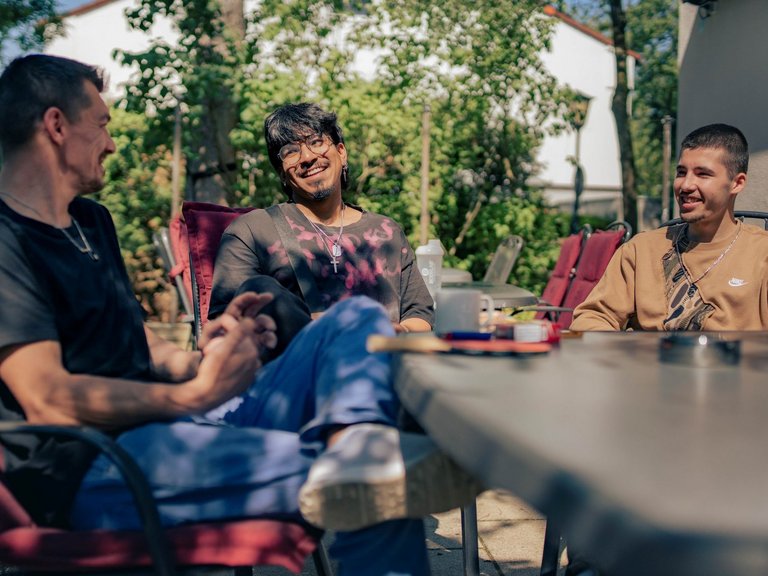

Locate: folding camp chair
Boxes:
[513,221,632,327]
[170,202,255,341]
[482,234,525,284]
[533,226,590,318]
[152,226,194,324]
[556,221,631,328]
[0,422,331,576]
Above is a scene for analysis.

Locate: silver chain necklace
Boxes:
[675,222,741,298]
[306,203,345,273]
[0,192,100,262]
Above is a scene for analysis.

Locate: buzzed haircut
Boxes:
[0,54,105,157]
[264,103,345,196]
[680,123,749,179]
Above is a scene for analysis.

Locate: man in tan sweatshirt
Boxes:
[571,123,768,331]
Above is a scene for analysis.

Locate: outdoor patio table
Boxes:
[441,267,474,285]
[393,331,768,576]
[437,282,537,309]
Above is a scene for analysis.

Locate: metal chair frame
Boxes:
[661,210,768,230]
[0,423,332,576]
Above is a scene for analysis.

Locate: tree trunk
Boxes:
[185,0,244,206]
[607,0,638,231]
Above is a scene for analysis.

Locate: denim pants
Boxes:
[70,296,430,576]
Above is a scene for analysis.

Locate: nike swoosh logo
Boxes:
[729,278,748,287]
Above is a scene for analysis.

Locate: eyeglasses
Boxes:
[277,134,332,167]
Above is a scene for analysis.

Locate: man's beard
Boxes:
[308,185,333,201]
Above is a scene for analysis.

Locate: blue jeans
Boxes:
[70,296,430,576]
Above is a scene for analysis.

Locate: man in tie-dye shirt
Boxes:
[211,103,433,356]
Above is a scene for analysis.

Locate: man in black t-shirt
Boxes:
[0,55,477,576]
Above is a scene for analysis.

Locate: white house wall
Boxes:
[46,0,177,101]
[538,14,626,217]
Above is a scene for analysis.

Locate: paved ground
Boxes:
[259,490,567,576]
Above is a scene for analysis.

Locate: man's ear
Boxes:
[730,172,747,198]
[337,142,347,164]
[41,107,67,146]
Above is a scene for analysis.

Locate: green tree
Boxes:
[343,0,571,286]
[117,0,245,205]
[112,0,589,309]
[0,0,61,64]
[94,109,175,319]
[560,0,678,210]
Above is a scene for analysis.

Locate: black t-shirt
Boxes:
[0,197,151,526]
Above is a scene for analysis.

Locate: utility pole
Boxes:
[661,115,674,222]
[168,104,183,323]
[419,104,431,245]
[171,105,182,218]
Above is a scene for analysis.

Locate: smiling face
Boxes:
[280,132,347,203]
[674,147,745,227]
[61,81,116,195]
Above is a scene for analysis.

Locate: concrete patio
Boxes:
[261,490,567,576]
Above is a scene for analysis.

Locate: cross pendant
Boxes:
[330,255,339,273]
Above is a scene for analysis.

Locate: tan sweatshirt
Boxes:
[570,223,768,331]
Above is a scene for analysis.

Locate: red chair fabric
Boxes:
[0,515,316,572]
[179,202,255,335]
[535,230,586,320]
[558,228,626,328]
[168,216,194,316]
[0,424,322,575]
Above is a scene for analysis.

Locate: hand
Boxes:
[180,316,264,411]
[198,292,277,353]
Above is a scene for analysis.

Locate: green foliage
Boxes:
[0,0,61,63]
[626,0,678,199]
[561,0,678,199]
[94,109,174,319]
[105,0,603,318]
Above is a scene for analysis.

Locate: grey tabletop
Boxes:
[437,282,537,308]
[393,331,768,576]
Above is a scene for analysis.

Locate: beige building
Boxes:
[678,0,768,212]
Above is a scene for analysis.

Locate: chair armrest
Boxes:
[509,304,574,323]
[0,422,175,576]
[509,305,573,317]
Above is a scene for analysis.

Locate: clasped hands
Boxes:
[185,292,277,410]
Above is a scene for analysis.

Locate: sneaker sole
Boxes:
[298,450,481,531]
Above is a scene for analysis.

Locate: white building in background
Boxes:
[46,2,635,218]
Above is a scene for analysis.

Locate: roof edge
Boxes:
[543,4,642,61]
[64,0,118,17]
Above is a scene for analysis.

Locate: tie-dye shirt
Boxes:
[209,202,434,326]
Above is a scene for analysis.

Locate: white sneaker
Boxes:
[298,423,481,531]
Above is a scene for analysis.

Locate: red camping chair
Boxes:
[169,202,255,342]
[514,221,631,326]
[557,221,631,328]
[533,227,590,320]
[0,423,330,576]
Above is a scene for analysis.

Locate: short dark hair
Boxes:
[680,123,749,179]
[0,54,105,157]
[264,102,345,197]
